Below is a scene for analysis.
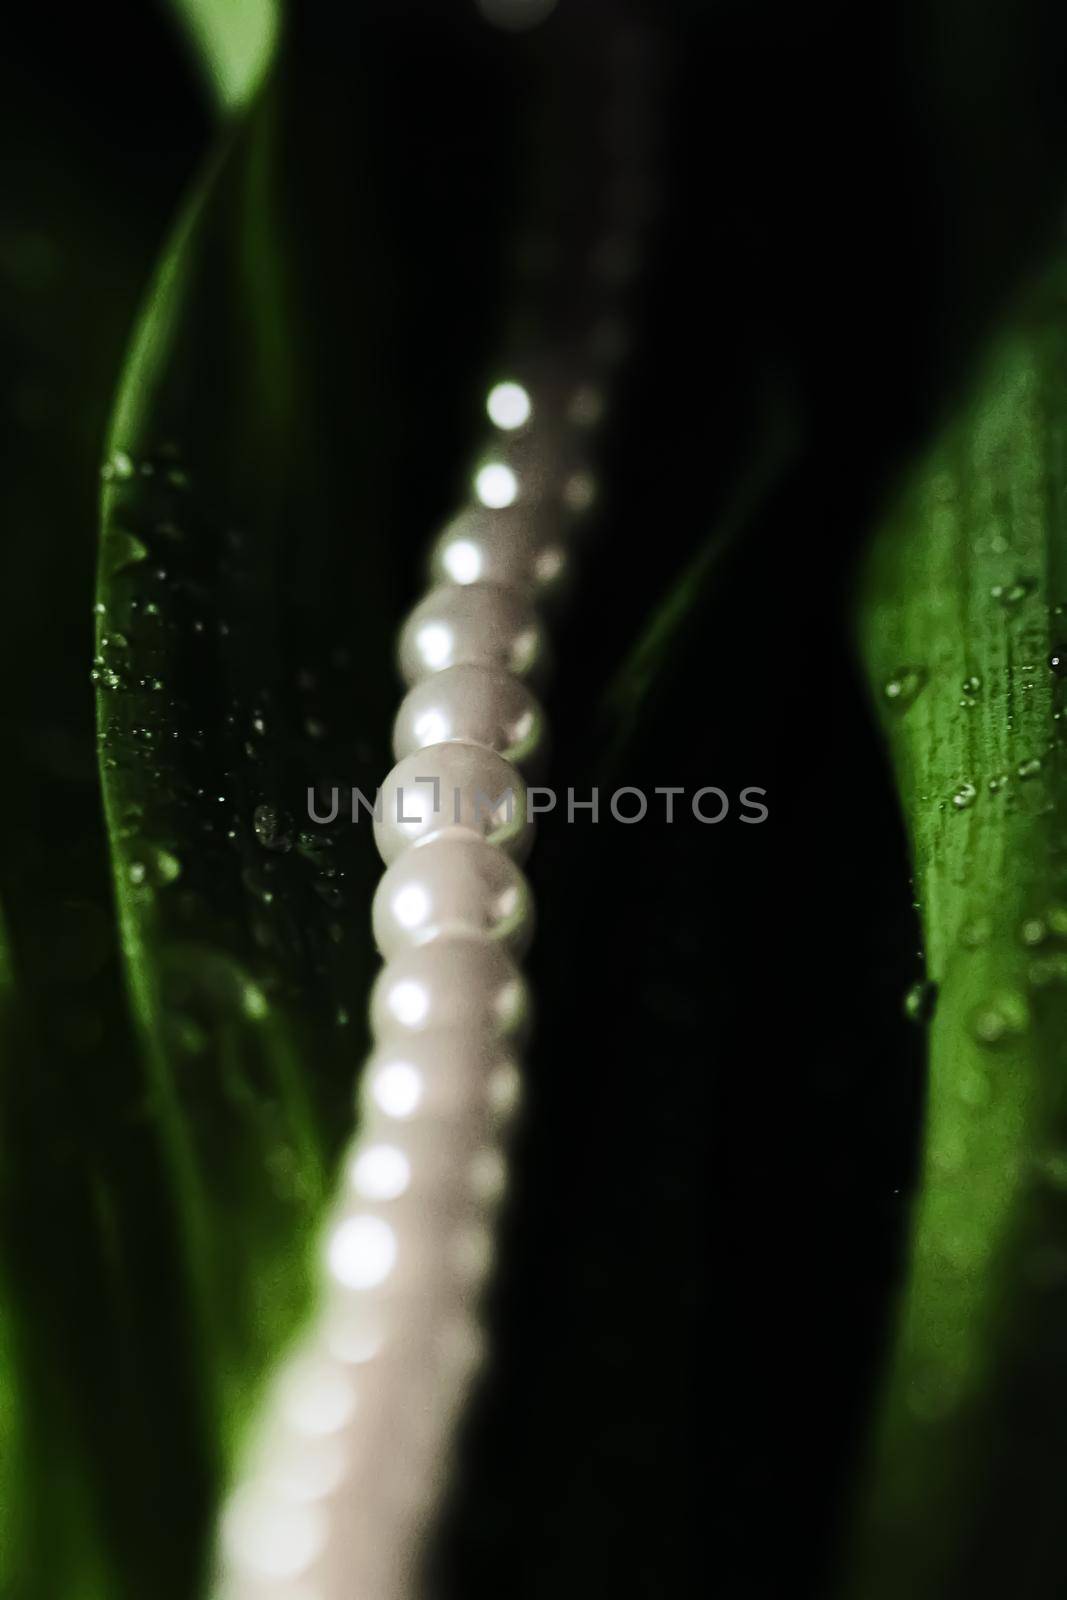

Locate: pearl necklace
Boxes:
[216,14,658,1599]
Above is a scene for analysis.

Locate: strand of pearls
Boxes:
[216,16,659,1600]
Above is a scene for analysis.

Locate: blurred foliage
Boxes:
[851,258,1067,1599]
[170,0,280,110]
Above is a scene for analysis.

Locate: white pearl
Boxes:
[373,832,533,958]
[392,664,546,771]
[397,582,548,687]
[337,1127,505,1258]
[370,938,529,1044]
[483,358,601,434]
[344,1118,496,1202]
[428,507,570,600]
[373,742,531,866]
[359,1029,522,1128]
[489,430,594,515]
[220,1483,327,1581]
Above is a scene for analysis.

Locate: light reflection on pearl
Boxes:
[370,940,530,1043]
[373,832,533,958]
[468,1147,508,1204]
[451,1222,495,1283]
[368,1060,423,1119]
[278,1358,357,1437]
[398,583,548,686]
[533,545,565,585]
[323,1301,385,1366]
[385,979,430,1029]
[430,508,569,601]
[567,382,605,427]
[487,1059,522,1123]
[562,468,597,512]
[473,461,518,508]
[351,1144,411,1201]
[393,665,546,772]
[441,537,482,583]
[411,708,449,746]
[486,380,532,430]
[373,741,533,866]
[361,1033,520,1127]
[221,1486,327,1581]
[413,621,453,671]
[391,883,431,931]
[327,1215,398,1290]
[266,1432,349,1503]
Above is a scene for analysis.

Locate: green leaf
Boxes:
[848,257,1067,1597]
[90,14,522,1583]
[169,0,280,113]
[96,87,373,1465]
[0,21,216,1597]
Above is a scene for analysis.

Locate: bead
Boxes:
[397,582,548,687]
[392,664,546,770]
[486,430,595,516]
[344,1117,495,1203]
[428,506,570,600]
[220,1481,328,1582]
[338,1124,505,1251]
[373,742,532,866]
[358,1028,521,1129]
[373,832,533,958]
[370,938,529,1044]
[483,358,605,433]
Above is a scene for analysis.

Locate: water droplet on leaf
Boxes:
[253,803,292,853]
[904,979,938,1024]
[101,448,134,482]
[970,990,1029,1044]
[883,666,927,709]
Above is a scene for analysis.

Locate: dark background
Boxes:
[5,1,1067,1596]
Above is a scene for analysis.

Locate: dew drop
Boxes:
[104,531,148,575]
[1028,953,1067,988]
[126,845,181,889]
[242,867,275,906]
[883,666,927,709]
[952,781,978,811]
[242,981,269,1021]
[253,803,292,853]
[101,448,134,482]
[1018,756,1043,780]
[959,915,993,949]
[904,979,938,1024]
[991,575,1036,607]
[970,990,1029,1045]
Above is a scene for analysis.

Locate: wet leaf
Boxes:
[848,257,1067,1598]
